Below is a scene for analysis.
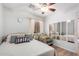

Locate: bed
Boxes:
[0,34,55,56]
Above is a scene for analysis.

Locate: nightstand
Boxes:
[47,39,53,46]
[0,37,2,45]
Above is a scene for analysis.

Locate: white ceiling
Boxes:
[2,3,79,18]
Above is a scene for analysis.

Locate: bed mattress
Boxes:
[0,39,54,56]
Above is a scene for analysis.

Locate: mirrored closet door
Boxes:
[49,20,76,43]
[67,20,75,43]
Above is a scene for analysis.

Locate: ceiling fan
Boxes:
[40,3,56,14]
[40,3,56,11]
[28,3,56,14]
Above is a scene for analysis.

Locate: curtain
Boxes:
[49,24,52,32]
[28,19,35,33]
[34,21,40,33]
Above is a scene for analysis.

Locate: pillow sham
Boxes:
[6,33,26,43]
[10,36,17,43]
[15,35,33,44]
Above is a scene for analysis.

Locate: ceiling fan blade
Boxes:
[28,4,40,10]
[49,3,56,6]
[40,3,47,7]
[49,8,56,12]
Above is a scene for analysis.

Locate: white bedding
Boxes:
[0,39,54,56]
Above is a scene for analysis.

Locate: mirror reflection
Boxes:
[49,20,75,43]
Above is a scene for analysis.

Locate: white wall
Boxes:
[3,8,44,35]
[0,4,3,40]
[44,10,66,34]
[44,9,77,35]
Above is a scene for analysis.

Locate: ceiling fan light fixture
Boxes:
[41,6,48,12]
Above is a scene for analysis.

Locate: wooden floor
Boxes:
[51,45,78,56]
